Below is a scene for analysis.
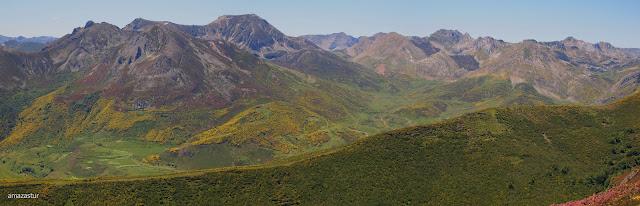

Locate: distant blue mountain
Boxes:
[0,35,57,44]
[0,35,57,52]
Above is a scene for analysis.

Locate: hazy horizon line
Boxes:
[3,15,638,49]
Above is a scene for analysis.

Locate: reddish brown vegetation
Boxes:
[554,169,640,206]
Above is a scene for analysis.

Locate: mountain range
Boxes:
[0,35,57,52]
[303,30,640,103]
[0,15,391,179]
[1,14,640,205]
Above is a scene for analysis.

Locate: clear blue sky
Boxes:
[1,0,639,47]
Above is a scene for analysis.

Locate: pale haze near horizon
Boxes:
[1,0,639,48]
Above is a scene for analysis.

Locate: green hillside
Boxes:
[2,91,638,205]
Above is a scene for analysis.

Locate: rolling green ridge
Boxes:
[2,91,639,205]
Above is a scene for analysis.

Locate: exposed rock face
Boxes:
[3,20,287,108]
[342,32,474,80]
[128,14,320,59]
[0,14,388,110]
[542,37,640,71]
[428,29,474,52]
[475,38,640,102]
[123,15,382,90]
[3,14,640,106]
[203,14,320,58]
[346,32,433,60]
[450,55,479,71]
[477,40,598,102]
[300,32,358,51]
[0,48,53,90]
[300,28,640,103]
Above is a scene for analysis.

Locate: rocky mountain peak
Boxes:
[203,14,317,58]
[207,14,278,37]
[559,36,591,47]
[123,18,157,31]
[213,14,265,23]
[429,29,472,45]
[84,20,95,28]
[563,36,578,42]
[432,29,463,37]
[122,18,180,32]
[473,36,508,54]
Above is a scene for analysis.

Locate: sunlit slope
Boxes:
[3,94,639,205]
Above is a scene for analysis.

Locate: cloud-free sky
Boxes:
[1,0,639,47]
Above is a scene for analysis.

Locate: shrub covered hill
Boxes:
[2,87,640,205]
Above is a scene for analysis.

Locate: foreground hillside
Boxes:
[2,92,639,205]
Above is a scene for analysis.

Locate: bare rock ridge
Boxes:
[125,15,319,59]
[336,31,499,80]
[122,15,384,90]
[304,29,640,103]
